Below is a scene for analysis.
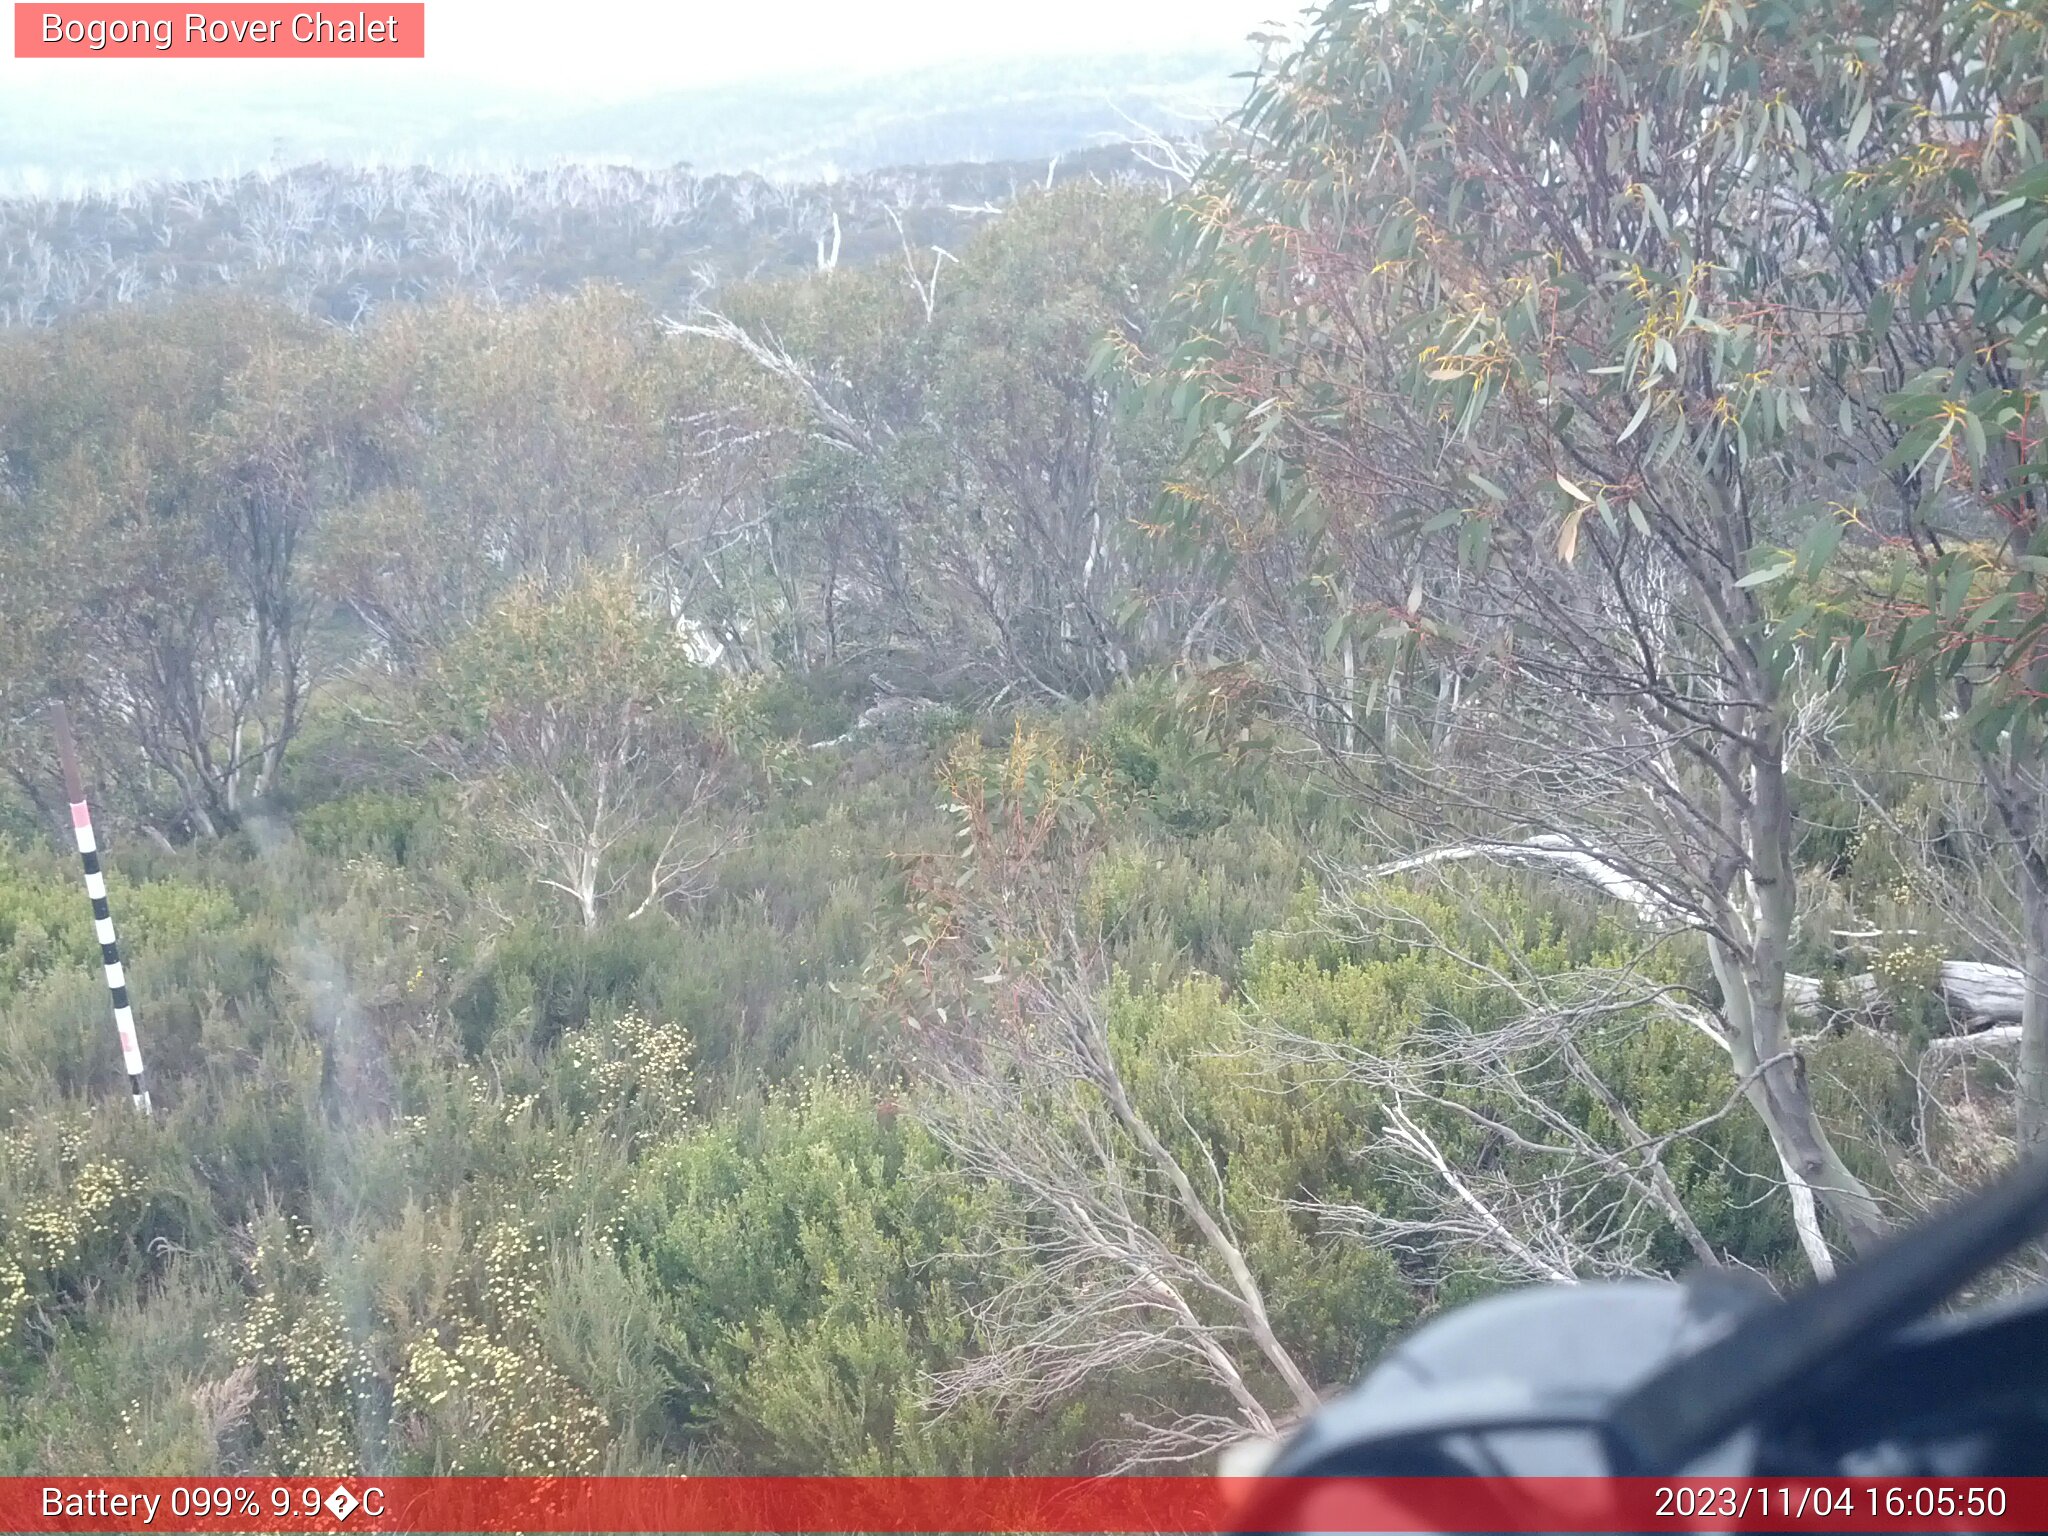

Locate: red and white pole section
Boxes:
[51,703,152,1115]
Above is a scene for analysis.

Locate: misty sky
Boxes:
[4,0,1297,101]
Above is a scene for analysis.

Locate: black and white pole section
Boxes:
[51,703,153,1114]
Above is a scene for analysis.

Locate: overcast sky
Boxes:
[4,0,1297,101]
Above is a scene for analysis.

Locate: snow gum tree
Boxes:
[1139,0,2048,1267]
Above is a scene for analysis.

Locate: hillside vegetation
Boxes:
[0,147,1168,329]
[2,0,2045,1476]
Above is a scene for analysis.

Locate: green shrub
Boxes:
[625,1073,1062,1472]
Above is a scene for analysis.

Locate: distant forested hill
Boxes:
[0,47,1237,327]
[0,146,1182,328]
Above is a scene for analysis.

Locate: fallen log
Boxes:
[1938,961,2029,1027]
[1921,1024,2023,1058]
[1363,835,1687,923]
[1359,839,2028,1031]
[1785,962,2027,1031]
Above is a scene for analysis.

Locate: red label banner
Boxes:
[0,1476,2041,1534]
[14,5,424,57]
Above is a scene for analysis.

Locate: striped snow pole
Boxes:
[51,704,152,1115]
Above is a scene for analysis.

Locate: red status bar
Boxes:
[14,5,424,58]
[2,1477,2041,1534]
